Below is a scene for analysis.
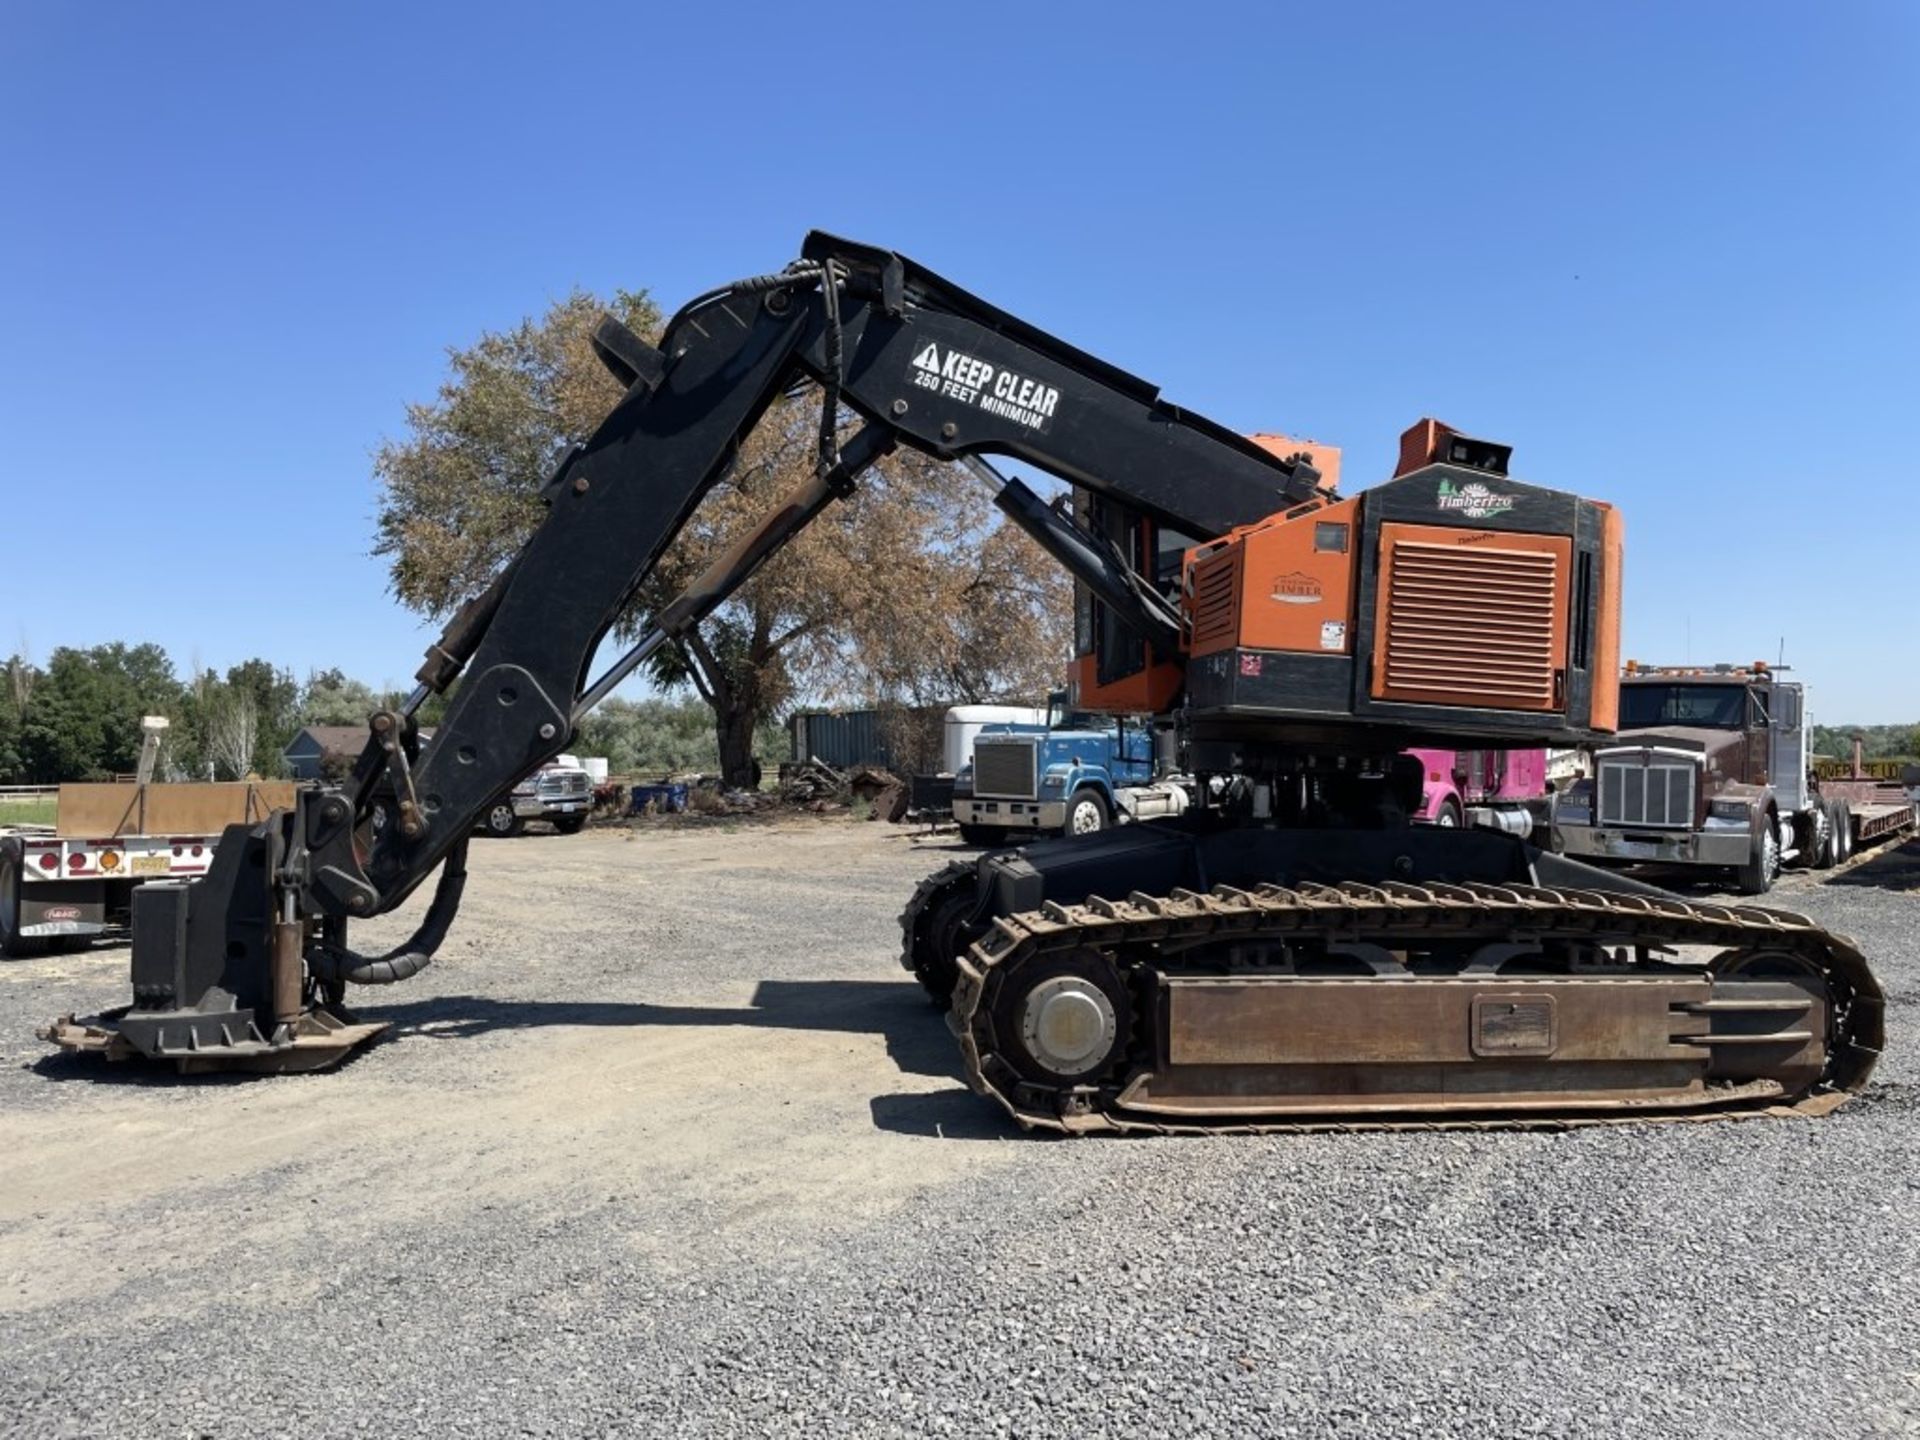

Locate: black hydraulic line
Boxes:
[815,260,844,478]
[309,838,469,985]
[663,262,825,348]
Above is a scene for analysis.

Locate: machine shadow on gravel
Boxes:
[370,979,965,1081]
[24,980,1020,1135]
[26,980,990,1115]
[369,981,1017,1137]
[866,1088,1016,1140]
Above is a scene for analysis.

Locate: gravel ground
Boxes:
[2,818,1917,1439]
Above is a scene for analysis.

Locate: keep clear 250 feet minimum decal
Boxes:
[909,342,1059,434]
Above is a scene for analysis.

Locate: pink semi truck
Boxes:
[1407,748,1553,838]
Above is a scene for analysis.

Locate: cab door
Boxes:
[1764,685,1807,812]
[1068,490,1186,715]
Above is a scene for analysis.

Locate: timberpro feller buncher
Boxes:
[43,235,1882,1133]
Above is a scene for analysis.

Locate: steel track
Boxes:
[898,857,980,1004]
[949,880,1884,1135]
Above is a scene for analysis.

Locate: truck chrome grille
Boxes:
[1377,537,1562,710]
[1597,757,1695,829]
[973,740,1038,800]
[536,771,590,799]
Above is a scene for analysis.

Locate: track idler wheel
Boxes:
[900,859,989,1007]
[982,947,1132,1108]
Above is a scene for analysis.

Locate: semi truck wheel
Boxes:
[1736,818,1780,896]
[483,802,526,838]
[1831,800,1853,863]
[1433,798,1463,829]
[1066,788,1110,836]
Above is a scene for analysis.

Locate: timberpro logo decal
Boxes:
[1270,572,1322,605]
[1436,479,1516,520]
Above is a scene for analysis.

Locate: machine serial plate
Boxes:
[1471,995,1557,1056]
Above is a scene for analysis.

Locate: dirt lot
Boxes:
[3,819,1919,1439]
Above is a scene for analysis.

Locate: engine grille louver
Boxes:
[1376,538,1564,710]
[1187,546,1242,655]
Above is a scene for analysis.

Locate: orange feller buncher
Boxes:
[44,235,1879,1133]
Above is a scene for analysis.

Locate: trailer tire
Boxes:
[482,802,526,839]
[1066,787,1110,837]
[1812,800,1840,870]
[1831,800,1853,863]
[0,855,44,959]
[1736,817,1780,896]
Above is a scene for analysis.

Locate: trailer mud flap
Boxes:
[19,890,107,938]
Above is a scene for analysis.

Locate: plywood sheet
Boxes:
[56,782,300,838]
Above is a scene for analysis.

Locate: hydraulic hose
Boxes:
[308,838,470,986]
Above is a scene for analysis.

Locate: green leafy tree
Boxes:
[300,667,382,727]
[224,658,299,772]
[573,695,787,778]
[16,643,185,781]
[170,658,300,779]
[1811,724,1914,763]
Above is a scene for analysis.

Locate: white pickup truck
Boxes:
[480,753,594,837]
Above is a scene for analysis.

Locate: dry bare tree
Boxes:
[375,290,1070,785]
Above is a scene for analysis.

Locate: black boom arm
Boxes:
[318,233,1319,927]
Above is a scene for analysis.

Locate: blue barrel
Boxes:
[628,783,689,815]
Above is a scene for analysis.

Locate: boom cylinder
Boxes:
[968,457,1182,655]
[574,425,896,722]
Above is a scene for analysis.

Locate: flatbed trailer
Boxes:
[1,781,294,955]
[1820,776,1919,852]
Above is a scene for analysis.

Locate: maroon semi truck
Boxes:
[1552,663,1916,894]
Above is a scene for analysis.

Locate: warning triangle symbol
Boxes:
[912,342,941,372]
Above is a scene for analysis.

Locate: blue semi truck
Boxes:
[950,697,1186,845]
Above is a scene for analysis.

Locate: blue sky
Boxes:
[1,2,1914,720]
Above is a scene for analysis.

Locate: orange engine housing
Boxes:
[1069,419,1621,750]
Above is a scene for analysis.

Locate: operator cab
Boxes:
[1067,431,1340,720]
